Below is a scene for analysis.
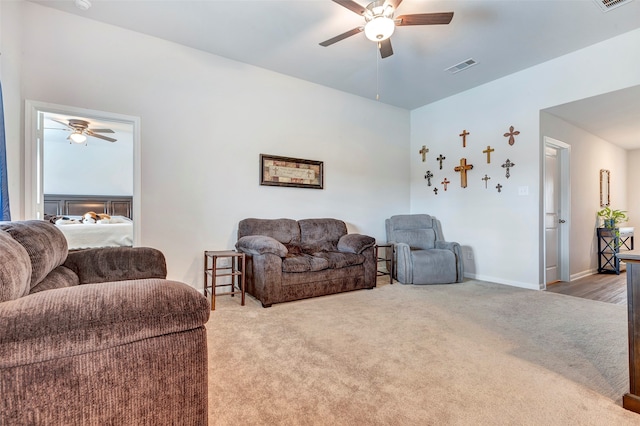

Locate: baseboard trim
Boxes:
[464,273,539,290]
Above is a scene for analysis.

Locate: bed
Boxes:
[44,194,134,250]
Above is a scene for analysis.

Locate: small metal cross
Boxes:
[433,187,439,195]
[482,174,491,188]
[502,159,515,178]
[503,126,520,146]
[496,183,503,193]
[419,145,429,162]
[483,145,494,163]
[441,177,450,191]
[424,170,434,186]
[459,130,470,148]
[437,154,446,169]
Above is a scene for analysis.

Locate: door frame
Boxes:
[24,100,141,245]
[542,136,571,288]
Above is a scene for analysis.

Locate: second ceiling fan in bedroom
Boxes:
[51,118,117,144]
[320,0,454,58]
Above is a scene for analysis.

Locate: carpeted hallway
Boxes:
[206,279,640,425]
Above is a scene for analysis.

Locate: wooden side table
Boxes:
[375,244,394,284]
[203,250,245,310]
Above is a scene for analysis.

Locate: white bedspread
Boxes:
[55,220,133,249]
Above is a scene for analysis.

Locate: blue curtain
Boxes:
[0,81,11,221]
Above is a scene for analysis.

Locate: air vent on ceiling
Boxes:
[445,58,477,74]
[593,0,634,12]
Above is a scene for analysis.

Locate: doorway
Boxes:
[543,137,571,287]
[24,100,141,244]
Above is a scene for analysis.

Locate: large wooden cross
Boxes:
[454,158,474,188]
[483,145,495,163]
[419,145,429,162]
[459,130,470,147]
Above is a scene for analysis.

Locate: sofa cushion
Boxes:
[236,235,287,257]
[282,254,329,273]
[0,230,32,302]
[392,228,436,250]
[312,251,365,270]
[0,221,68,291]
[30,265,79,294]
[237,218,300,245]
[299,219,347,254]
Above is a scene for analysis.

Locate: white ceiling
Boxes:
[31,0,640,148]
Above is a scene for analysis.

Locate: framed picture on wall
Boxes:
[260,154,324,189]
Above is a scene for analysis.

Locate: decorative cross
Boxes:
[459,130,470,148]
[454,158,474,188]
[424,170,434,186]
[496,183,503,193]
[419,145,429,162]
[441,178,450,191]
[433,187,439,195]
[483,145,495,163]
[482,174,491,188]
[502,158,515,178]
[503,126,520,146]
[437,154,446,170]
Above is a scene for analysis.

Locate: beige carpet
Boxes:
[206,279,640,425]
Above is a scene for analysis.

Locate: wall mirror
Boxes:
[25,100,141,247]
[600,169,610,207]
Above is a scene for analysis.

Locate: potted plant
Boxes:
[597,206,628,229]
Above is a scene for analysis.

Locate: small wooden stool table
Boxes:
[203,250,245,310]
[375,244,394,284]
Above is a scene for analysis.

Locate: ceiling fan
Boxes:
[320,0,454,58]
[50,118,117,144]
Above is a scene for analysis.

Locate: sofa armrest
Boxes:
[337,234,375,254]
[63,247,167,284]
[391,242,412,284]
[0,279,208,368]
[236,235,287,257]
[436,240,461,254]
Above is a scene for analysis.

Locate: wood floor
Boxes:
[546,271,627,305]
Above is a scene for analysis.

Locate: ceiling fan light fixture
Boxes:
[69,131,87,144]
[364,16,395,42]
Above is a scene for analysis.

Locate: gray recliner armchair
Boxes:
[386,214,464,284]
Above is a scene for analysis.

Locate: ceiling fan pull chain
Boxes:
[376,42,380,101]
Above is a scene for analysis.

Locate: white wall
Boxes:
[628,149,640,232]
[411,28,640,289]
[43,130,134,196]
[541,112,628,278]
[2,1,410,286]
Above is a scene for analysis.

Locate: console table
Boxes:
[597,227,634,274]
[375,244,394,284]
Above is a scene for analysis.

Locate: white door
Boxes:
[545,146,560,283]
[544,138,571,286]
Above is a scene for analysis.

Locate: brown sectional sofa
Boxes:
[236,218,376,307]
[0,220,209,425]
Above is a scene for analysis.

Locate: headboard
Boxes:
[44,194,133,219]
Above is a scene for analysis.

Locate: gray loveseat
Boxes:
[236,218,376,307]
[0,220,209,425]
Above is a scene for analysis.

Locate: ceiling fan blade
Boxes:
[89,128,116,133]
[332,0,366,15]
[396,12,454,26]
[86,130,117,142]
[388,0,403,10]
[319,27,363,47]
[51,119,72,129]
[379,39,393,59]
